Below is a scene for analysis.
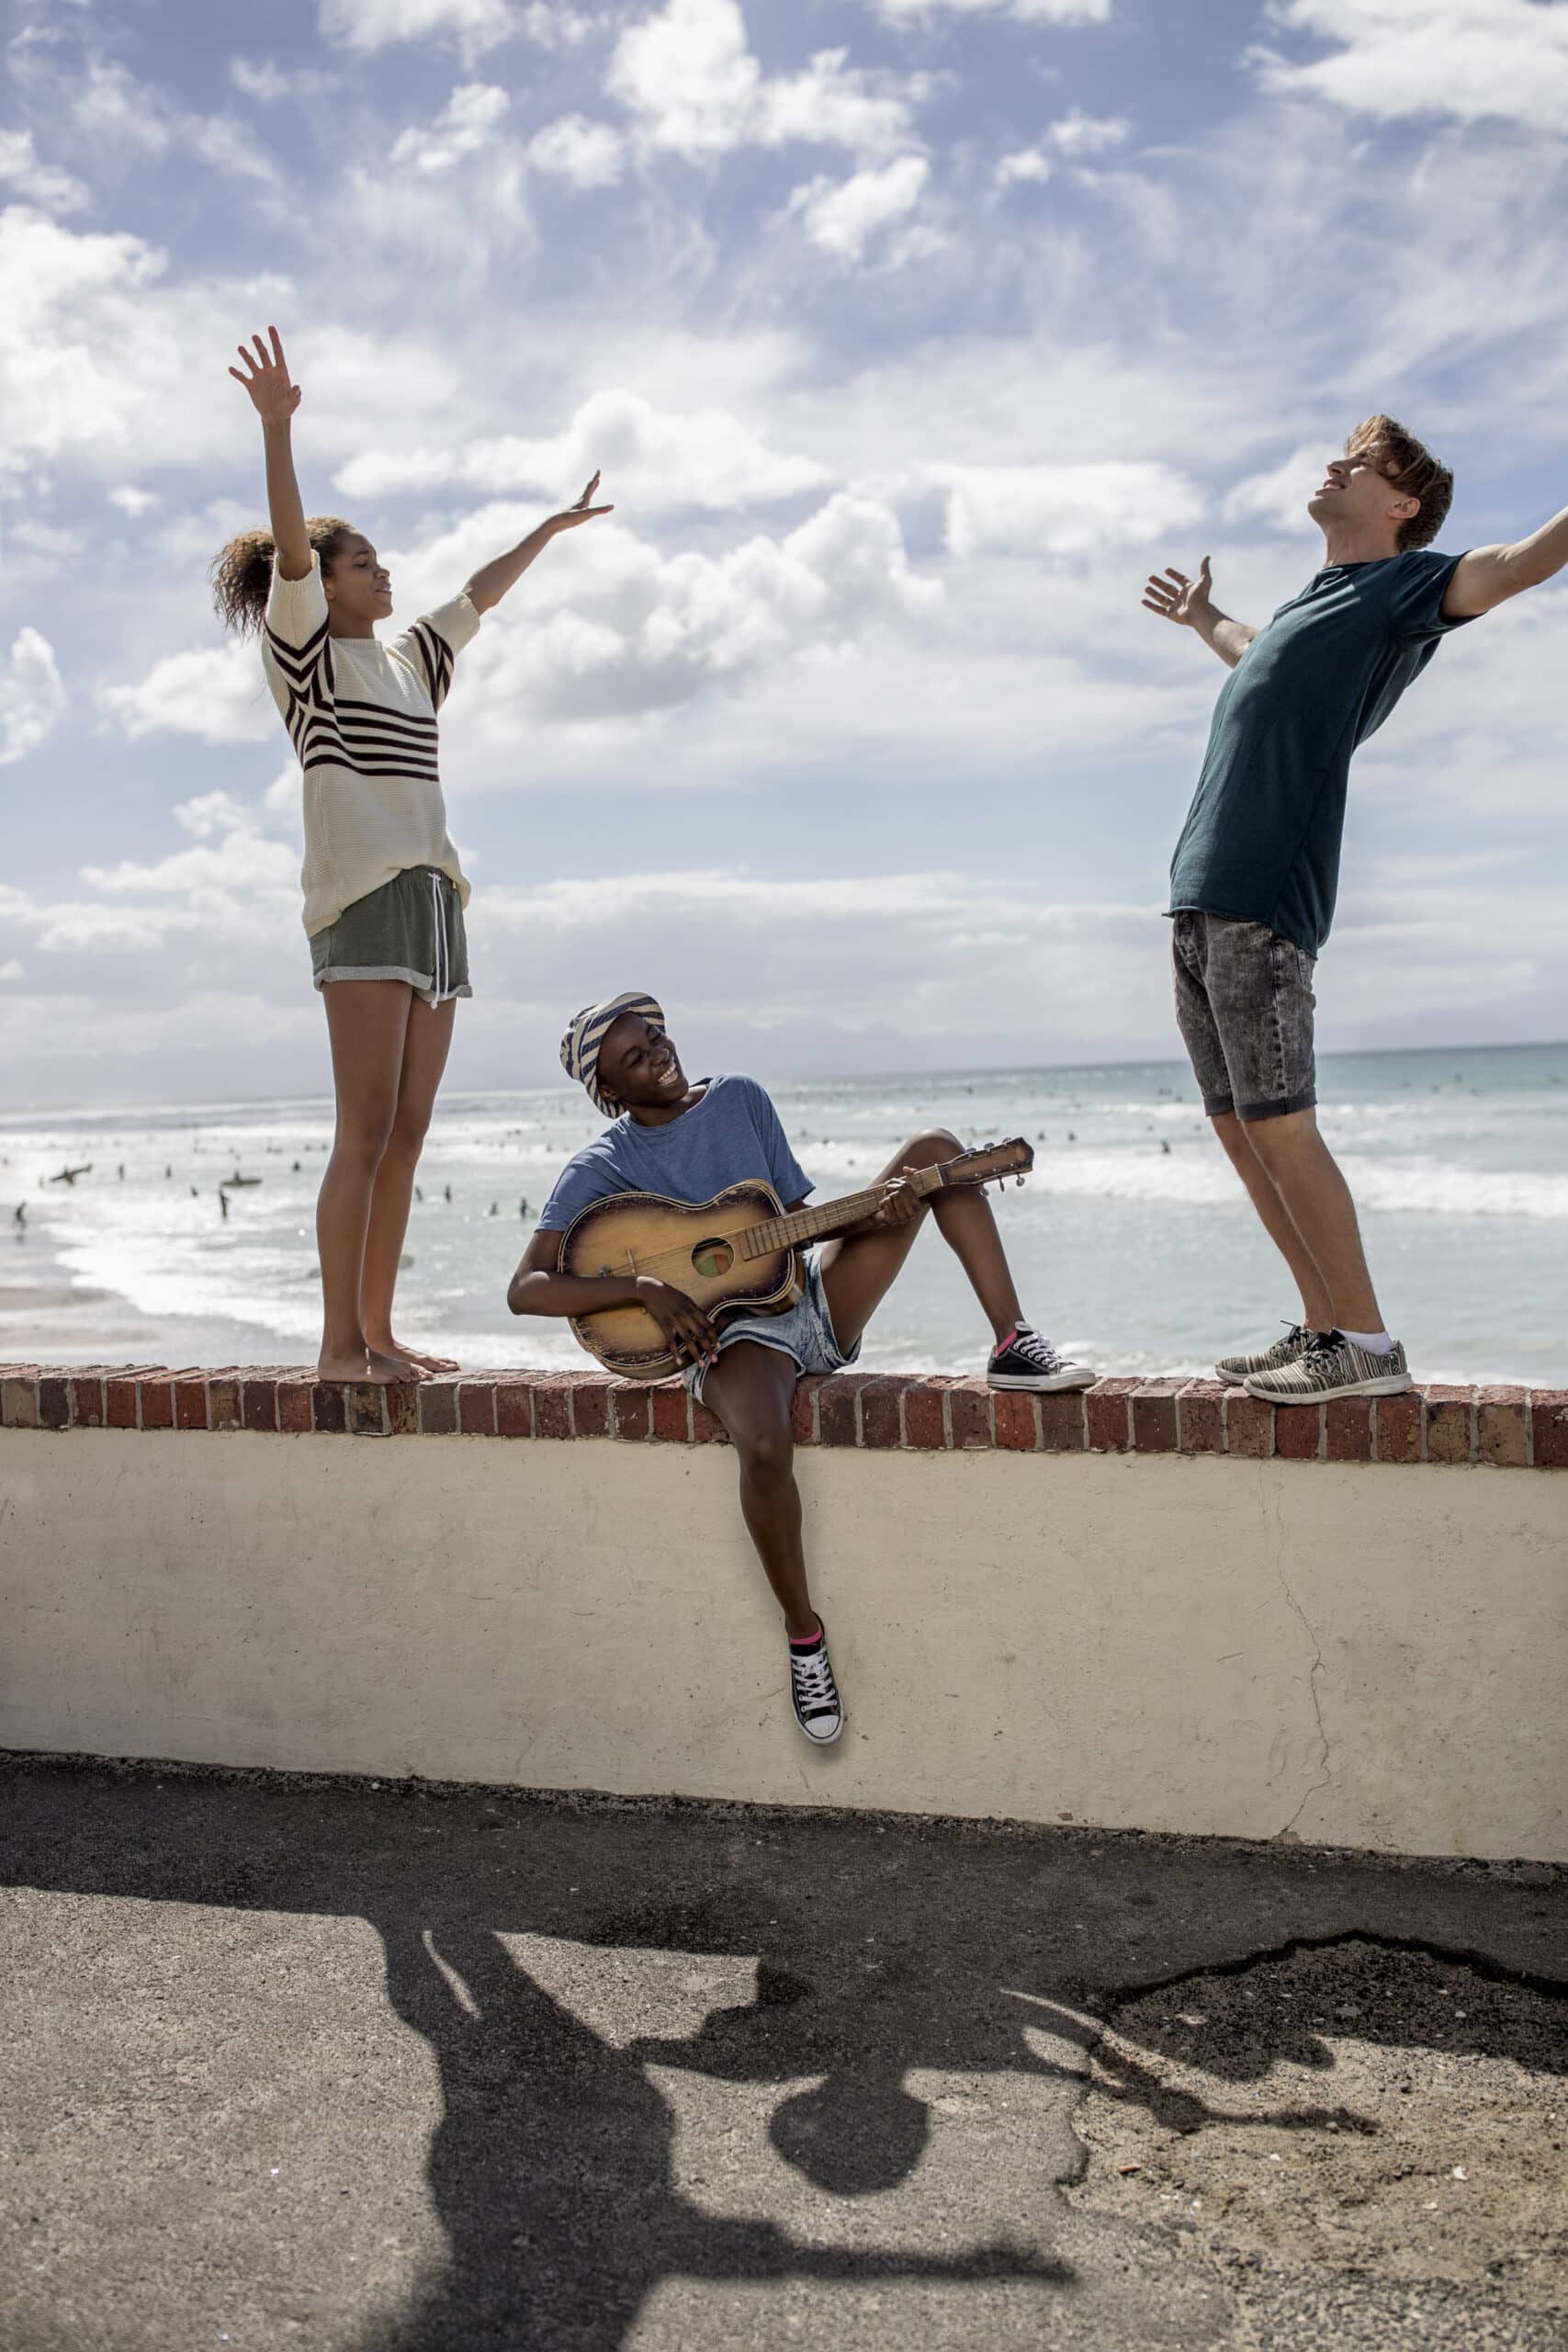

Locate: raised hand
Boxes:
[543,470,614,535]
[1142,555,1214,628]
[229,327,301,427]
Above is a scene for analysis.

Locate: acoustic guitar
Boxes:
[561,1136,1033,1379]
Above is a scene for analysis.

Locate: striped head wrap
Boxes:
[560,991,666,1117]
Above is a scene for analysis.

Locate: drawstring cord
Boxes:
[430,871,446,1002]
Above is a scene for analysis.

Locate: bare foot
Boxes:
[317,1344,426,1384]
[371,1338,460,1374]
[367,1346,427,1383]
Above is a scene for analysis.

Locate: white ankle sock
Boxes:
[1340,1327,1394,1355]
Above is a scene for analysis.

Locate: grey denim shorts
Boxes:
[1170,910,1317,1123]
[310,866,471,1007]
[682,1253,861,1403]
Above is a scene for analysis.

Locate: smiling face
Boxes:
[596,1012,687,1115]
[1305,416,1452,556]
[1306,448,1419,547]
[321,531,394,630]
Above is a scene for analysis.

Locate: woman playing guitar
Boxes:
[508,992,1094,1748]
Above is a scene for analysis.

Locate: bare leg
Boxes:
[318,981,420,1382]
[700,1342,816,1637]
[1240,1108,1384,1332]
[818,1129,1022,1355]
[1210,1111,1334,1332]
[361,994,458,1372]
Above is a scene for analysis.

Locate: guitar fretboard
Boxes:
[739,1167,941,1261]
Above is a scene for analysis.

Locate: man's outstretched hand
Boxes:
[543,471,614,535]
[1142,555,1214,628]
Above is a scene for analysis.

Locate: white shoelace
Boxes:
[791,1646,839,1718]
[1004,1328,1065,1374]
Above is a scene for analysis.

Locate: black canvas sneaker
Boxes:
[987,1326,1096,1392]
[1244,1329,1412,1404]
[1215,1322,1313,1383]
[789,1619,844,1746]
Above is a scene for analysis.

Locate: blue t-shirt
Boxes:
[536,1074,814,1234]
[1168,548,1473,956]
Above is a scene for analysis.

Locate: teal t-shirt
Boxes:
[1167,549,1472,955]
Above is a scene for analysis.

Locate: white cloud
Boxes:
[107,485,161,517]
[608,0,923,163]
[318,0,515,55]
[870,0,1109,19]
[995,107,1130,189]
[995,149,1054,188]
[521,3,597,44]
[334,386,829,510]
[0,628,66,766]
[390,83,511,173]
[172,789,264,840]
[1250,1,1568,133]
[789,155,930,262]
[0,130,88,214]
[63,58,279,185]
[1222,443,1326,536]
[0,960,23,982]
[97,643,274,745]
[229,57,340,103]
[526,114,625,187]
[934,461,1204,558]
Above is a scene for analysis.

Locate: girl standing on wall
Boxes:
[214,327,610,1382]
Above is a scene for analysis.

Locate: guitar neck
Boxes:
[741,1165,942,1261]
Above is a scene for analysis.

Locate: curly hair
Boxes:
[209,515,358,635]
[1344,416,1453,552]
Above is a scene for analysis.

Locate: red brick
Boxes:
[2,1373,39,1430]
[1477,1385,1529,1470]
[276,1377,313,1435]
[991,1390,1040,1452]
[209,1376,243,1433]
[571,1376,614,1439]
[611,1383,652,1441]
[1224,1387,1275,1460]
[38,1374,70,1430]
[242,1376,279,1434]
[138,1374,175,1431]
[175,1375,209,1431]
[1131,1380,1181,1453]
[106,1373,143,1430]
[496,1379,536,1439]
[1038,1390,1088,1452]
[69,1371,107,1428]
[1177,1380,1225,1455]
[902,1379,948,1451]
[792,1377,825,1445]
[532,1378,577,1441]
[458,1379,497,1437]
[384,1380,420,1435]
[650,1382,692,1443]
[1086,1377,1138,1453]
[345,1382,388,1437]
[1274,1402,1322,1462]
[418,1378,460,1434]
[310,1382,347,1435]
[1374,1390,1420,1464]
[1424,1384,1473,1465]
[817,1374,869,1448]
[691,1398,728,1443]
[948,1379,992,1451]
[1325,1396,1373,1463]
[861,1376,911,1451]
[1533,1389,1568,1470]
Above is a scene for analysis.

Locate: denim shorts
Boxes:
[310,866,471,1008]
[682,1253,861,1403]
[1170,910,1317,1123]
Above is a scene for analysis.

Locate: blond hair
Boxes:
[1344,416,1453,551]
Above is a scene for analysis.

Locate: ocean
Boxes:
[3,1042,1566,1388]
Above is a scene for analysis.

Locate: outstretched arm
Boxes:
[228,328,311,581]
[1142,556,1257,669]
[464,472,614,615]
[1442,503,1568,619]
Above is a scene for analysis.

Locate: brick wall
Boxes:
[3,1363,1562,1469]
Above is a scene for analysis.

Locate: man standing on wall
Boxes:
[1145,414,1567,1404]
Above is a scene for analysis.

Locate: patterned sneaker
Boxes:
[1243,1330,1412,1405]
[789,1618,844,1746]
[987,1326,1096,1392]
[1214,1322,1312,1384]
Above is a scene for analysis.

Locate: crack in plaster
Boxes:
[1262,1477,1331,1840]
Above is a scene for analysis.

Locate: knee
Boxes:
[739,1424,795,1487]
[900,1128,962,1169]
[386,1104,433,1160]
[333,1108,397,1171]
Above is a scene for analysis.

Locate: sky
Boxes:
[3,0,1567,1109]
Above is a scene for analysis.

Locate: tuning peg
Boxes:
[1015,1174,1024,1186]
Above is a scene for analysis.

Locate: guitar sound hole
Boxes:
[692,1238,735,1280]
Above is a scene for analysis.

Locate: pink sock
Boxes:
[993,1327,1019,1354]
[789,1620,822,1647]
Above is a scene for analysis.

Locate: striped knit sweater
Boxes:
[262,554,479,937]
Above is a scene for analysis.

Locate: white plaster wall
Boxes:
[1,1430,1562,1860]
